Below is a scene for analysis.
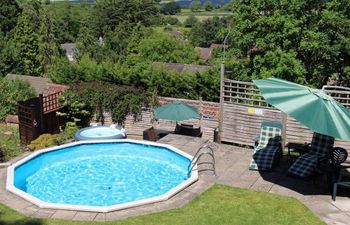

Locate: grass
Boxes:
[0,124,22,162]
[169,9,233,23]
[0,184,325,225]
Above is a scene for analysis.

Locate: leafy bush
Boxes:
[161,2,181,15]
[28,133,56,151]
[59,82,153,125]
[184,15,199,28]
[0,78,36,120]
[55,122,79,145]
[0,125,22,162]
[162,16,180,26]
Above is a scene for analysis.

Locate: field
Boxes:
[169,8,232,23]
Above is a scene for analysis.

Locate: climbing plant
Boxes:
[59,82,154,125]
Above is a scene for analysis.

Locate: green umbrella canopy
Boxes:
[253,78,350,142]
[154,101,201,122]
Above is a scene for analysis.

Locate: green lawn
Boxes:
[0,184,325,225]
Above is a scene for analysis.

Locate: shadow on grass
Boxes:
[0,211,44,225]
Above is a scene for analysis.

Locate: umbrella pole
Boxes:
[281,112,287,149]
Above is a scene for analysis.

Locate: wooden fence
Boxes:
[17,79,349,151]
[124,97,220,140]
[18,92,64,144]
[220,78,350,150]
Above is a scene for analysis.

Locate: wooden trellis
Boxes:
[18,92,64,145]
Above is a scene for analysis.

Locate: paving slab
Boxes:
[51,210,77,220]
[32,208,56,218]
[73,211,97,221]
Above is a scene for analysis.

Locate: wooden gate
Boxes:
[18,92,64,145]
[18,98,42,145]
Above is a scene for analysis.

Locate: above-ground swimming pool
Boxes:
[7,140,198,212]
[75,126,126,140]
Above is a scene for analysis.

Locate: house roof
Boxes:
[43,84,69,96]
[60,43,78,62]
[153,62,211,75]
[195,47,212,63]
[195,44,223,63]
[5,74,53,96]
[5,74,68,96]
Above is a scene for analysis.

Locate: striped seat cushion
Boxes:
[288,133,335,178]
[250,125,282,171]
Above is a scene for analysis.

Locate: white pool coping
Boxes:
[6,139,199,213]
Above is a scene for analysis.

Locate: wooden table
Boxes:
[286,142,307,158]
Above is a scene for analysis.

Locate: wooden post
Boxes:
[218,62,225,143]
[38,94,45,134]
[281,112,287,149]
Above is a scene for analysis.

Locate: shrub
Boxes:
[28,133,56,151]
[55,122,79,145]
[0,125,22,162]
[184,15,199,28]
[163,16,180,26]
[0,78,36,120]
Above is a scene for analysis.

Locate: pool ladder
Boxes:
[187,140,216,177]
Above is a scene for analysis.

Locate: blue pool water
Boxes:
[14,143,190,206]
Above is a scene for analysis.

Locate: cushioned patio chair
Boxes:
[249,121,283,171]
[143,127,158,141]
[175,123,202,137]
[288,133,335,178]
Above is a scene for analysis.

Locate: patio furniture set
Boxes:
[249,78,350,201]
[144,78,350,201]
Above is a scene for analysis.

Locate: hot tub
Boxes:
[75,125,126,140]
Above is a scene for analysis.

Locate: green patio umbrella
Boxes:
[254,78,350,141]
[154,101,201,122]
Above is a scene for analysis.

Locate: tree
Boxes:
[0,0,21,35]
[76,13,100,60]
[204,1,215,11]
[0,34,17,77]
[0,78,36,120]
[19,0,42,33]
[54,0,79,43]
[252,48,307,84]
[184,15,199,28]
[138,33,199,64]
[12,13,41,75]
[190,17,226,47]
[38,8,61,74]
[161,1,181,15]
[92,0,159,59]
[190,1,202,12]
[226,0,350,87]
[93,0,159,33]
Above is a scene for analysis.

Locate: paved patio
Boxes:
[1,134,350,224]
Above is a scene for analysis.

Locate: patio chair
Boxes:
[333,164,350,201]
[175,123,202,137]
[143,127,158,141]
[288,133,335,178]
[249,121,283,171]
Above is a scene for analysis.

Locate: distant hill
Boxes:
[52,0,231,6]
[160,1,231,7]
